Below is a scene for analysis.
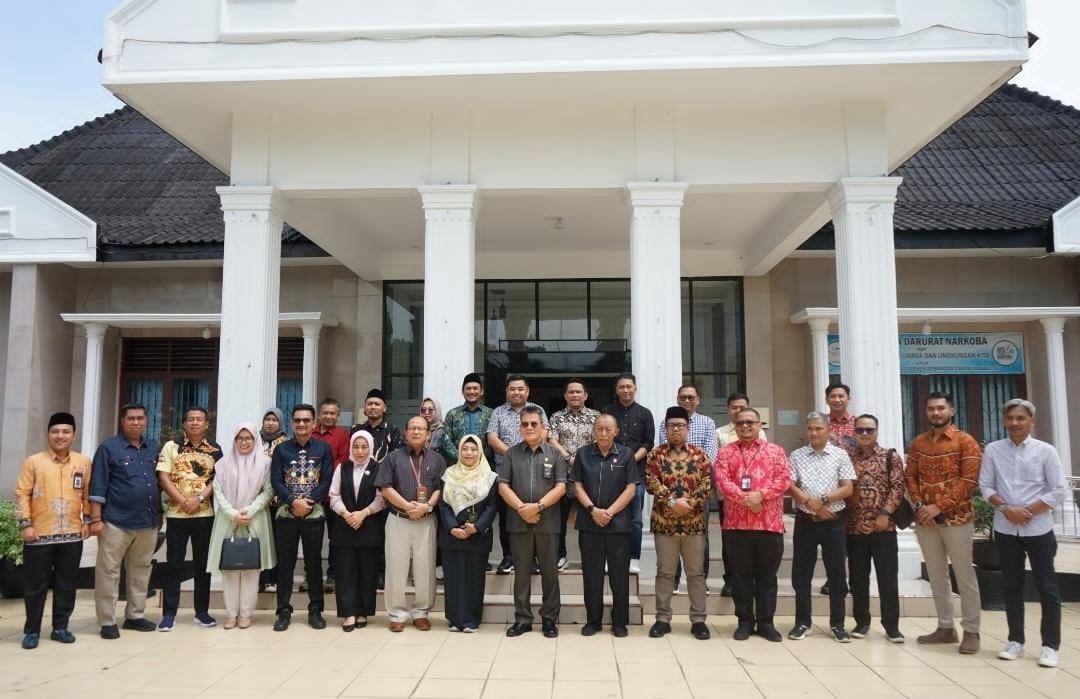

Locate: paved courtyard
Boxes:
[0,598,1077,698]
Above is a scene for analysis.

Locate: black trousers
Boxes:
[510,529,560,624]
[558,493,574,559]
[443,548,489,629]
[22,541,82,634]
[496,498,512,560]
[334,544,380,618]
[997,530,1061,650]
[718,500,732,584]
[579,530,631,627]
[730,530,783,628]
[260,511,279,588]
[163,516,213,616]
[847,531,900,631]
[792,513,848,628]
[325,508,338,578]
[275,516,325,614]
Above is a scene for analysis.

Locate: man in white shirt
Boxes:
[978,398,1065,668]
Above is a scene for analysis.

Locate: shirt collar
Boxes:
[830,412,854,425]
[48,449,71,464]
[736,436,766,449]
[929,424,960,441]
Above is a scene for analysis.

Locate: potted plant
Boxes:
[971,490,999,570]
[0,500,25,598]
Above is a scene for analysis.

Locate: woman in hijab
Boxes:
[329,430,387,630]
[258,408,287,592]
[420,397,446,457]
[438,434,499,632]
[208,424,277,629]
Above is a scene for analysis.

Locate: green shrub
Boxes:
[0,501,24,565]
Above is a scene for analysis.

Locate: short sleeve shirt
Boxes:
[788,443,856,513]
[375,447,447,506]
[497,441,567,533]
[487,402,549,467]
[156,438,222,518]
[570,442,640,533]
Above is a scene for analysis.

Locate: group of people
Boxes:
[11,375,1066,668]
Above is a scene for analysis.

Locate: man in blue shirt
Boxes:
[89,403,161,639]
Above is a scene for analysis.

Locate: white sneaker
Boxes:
[998,641,1023,661]
[1038,646,1059,668]
[556,557,569,571]
[629,560,640,574]
[436,566,444,582]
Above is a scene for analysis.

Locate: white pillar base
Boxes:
[897,529,923,581]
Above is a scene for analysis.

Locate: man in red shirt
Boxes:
[311,398,351,591]
[713,407,791,642]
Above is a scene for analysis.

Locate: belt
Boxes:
[390,509,432,519]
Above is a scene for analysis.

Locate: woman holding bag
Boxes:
[208,423,276,629]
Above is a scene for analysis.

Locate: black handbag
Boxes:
[219,528,261,570]
[886,449,915,530]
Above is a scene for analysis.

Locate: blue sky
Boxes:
[1,1,1078,153]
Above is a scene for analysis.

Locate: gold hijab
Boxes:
[441,434,497,515]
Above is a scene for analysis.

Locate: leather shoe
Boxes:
[50,629,76,644]
[648,621,671,638]
[757,624,783,643]
[691,622,711,640]
[720,583,733,597]
[506,622,532,637]
[958,632,980,654]
[21,633,39,650]
[273,612,291,632]
[100,625,120,640]
[414,617,432,631]
[917,627,959,645]
[308,612,326,630]
[389,621,405,632]
[612,626,629,638]
[581,623,601,637]
[122,618,156,632]
[542,620,559,638]
[733,623,753,641]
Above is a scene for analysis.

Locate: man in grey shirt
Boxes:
[979,398,1065,668]
[498,405,567,639]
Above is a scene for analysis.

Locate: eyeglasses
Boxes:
[854,427,877,435]
[677,395,698,402]
[406,426,427,432]
[235,435,255,443]
[734,420,759,426]
[667,423,688,431]
[419,407,435,413]
[293,417,313,424]
[520,421,542,428]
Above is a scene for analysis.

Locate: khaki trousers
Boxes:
[654,533,707,623]
[222,570,261,620]
[94,523,158,626]
[384,514,437,622]
[915,522,981,634]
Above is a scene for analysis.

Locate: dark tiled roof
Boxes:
[3,84,1079,258]
[0,107,322,260]
[806,84,1080,249]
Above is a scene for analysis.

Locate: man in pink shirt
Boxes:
[714,407,791,642]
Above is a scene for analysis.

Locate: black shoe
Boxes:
[720,584,733,597]
[691,622,711,640]
[532,559,541,575]
[885,628,905,643]
[21,633,39,650]
[100,625,120,640]
[496,557,514,575]
[506,622,532,637]
[273,612,291,632]
[376,574,385,590]
[820,583,830,595]
[542,620,559,638]
[581,623,601,637]
[851,624,870,639]
[757,624,783,643]
[612,626,629,638]
[50,629,76,644]
[788,624,810,641]
[309,612,326,630]
[733,623,753,641]
[648,621,671,638]
[831,626,852,643]
[486,562,494,572]
[122,618,156,632]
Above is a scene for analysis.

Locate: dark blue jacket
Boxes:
[270,438,334,506]
[89,433,160,530]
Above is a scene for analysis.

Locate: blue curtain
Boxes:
[981,375,1019,444]
[928,375,968,433]
[129,380,165,447]
[276,379,303,432]
[171,379,211,433]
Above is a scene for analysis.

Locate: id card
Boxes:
[73,471,84,490]
[740,475,752,492]
[542,460,554,480]
[416,484,429,504]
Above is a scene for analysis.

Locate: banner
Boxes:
[828,332,1024,375]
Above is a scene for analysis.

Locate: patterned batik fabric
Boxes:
[644,443,713,536]
[847,445,905,534]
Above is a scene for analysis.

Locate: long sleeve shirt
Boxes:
[847,446,905,534]
[713,438,790,534]
[14,450,92,544]
[269,438,334,516]
[329,462,386,516]
[603,401,655,464]
[89,434,160,530]
[441,403,494,462]
[311,425,350,469]
[979,436,1064,537]
[659,411,718,463]
[644,443,713,536]
[905,425,982,526]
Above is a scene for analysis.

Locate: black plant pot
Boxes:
[0,557,24,598]
[972,538,1000,570]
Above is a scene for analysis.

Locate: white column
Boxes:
[80,323,107,455]
[827,177,904,450]
[1040,318,1072,476]
[216,186,282,437]
[627,182,687,424]
[419,185,477,409]
[300,322,322,406]
[808,318,831,413]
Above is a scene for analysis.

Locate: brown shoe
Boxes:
[917,627,959,644]
[389,621,405,633]
[237,617,252,629]
[414,618,432,631]
[958,632,980,654]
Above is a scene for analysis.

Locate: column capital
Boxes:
[419,184,478,209]
[807,317,832,334]
[300,321,323,340]
[83,322,108,340]
[626,181,688,208]
[826,176,903,211]
[217,185,280,224]
[1040,317,1067,334]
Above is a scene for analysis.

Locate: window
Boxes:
[900,374,1025,445]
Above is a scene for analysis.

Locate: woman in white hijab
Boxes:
[437,434,499,632]
[207,423,276,629]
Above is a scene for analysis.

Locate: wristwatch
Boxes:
[996,503,1008,513]
[587,504,595,513]
[197,495,205,504]
[821,494,830,506]
[537,502,546,513]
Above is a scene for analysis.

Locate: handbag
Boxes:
[886,449,915,530]
[219,527,261,570]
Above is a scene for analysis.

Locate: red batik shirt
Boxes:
[829,412,857,455]
[713,437,791,534]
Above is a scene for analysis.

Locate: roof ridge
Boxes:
[1000,82,1080,117]
[0,105,134,165]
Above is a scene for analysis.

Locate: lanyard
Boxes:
[408,452,424,486]
[737,444,762,482]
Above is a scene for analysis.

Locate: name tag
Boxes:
[73,472,84,490]
[542,460,554,480]
[741,475,752,491]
